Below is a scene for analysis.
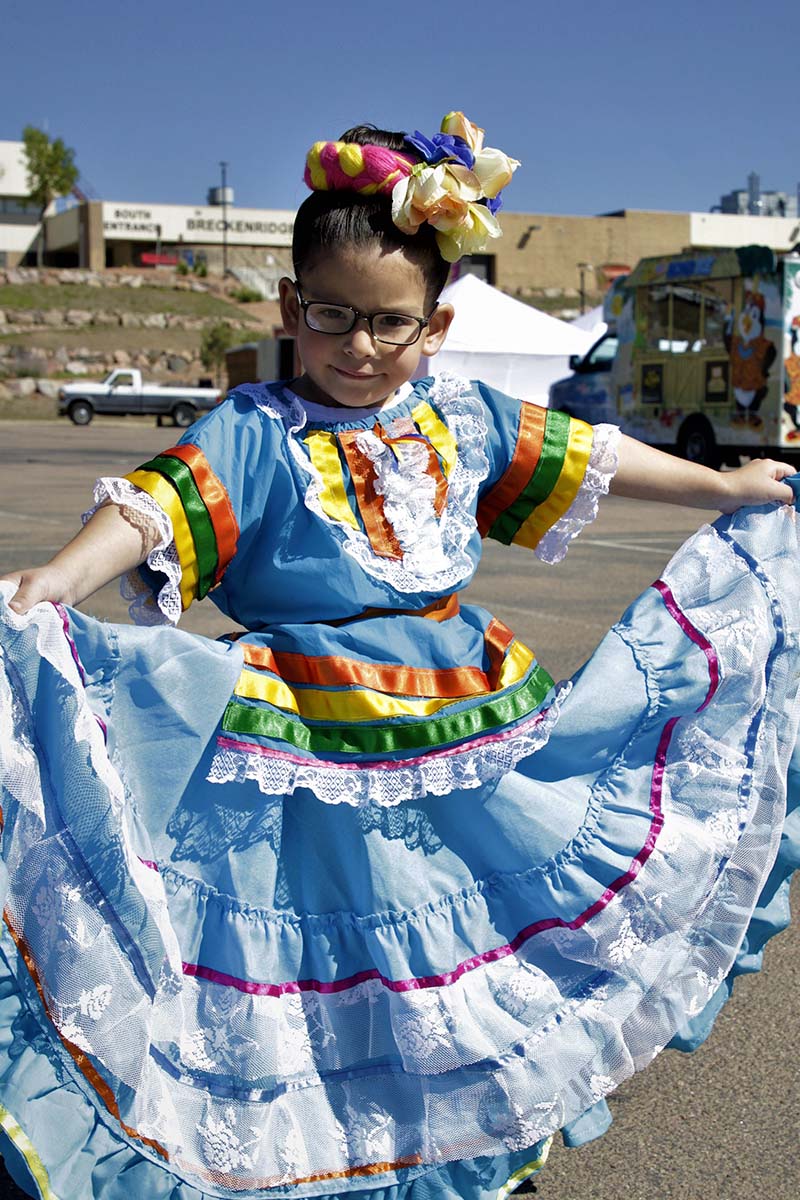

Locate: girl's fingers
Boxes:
[3,571,56,614]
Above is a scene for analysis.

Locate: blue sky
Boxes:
[3,0,797,218]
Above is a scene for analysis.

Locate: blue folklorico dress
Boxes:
[1,374,799,1200]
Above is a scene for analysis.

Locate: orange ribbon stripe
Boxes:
[3,912,169,1160]
[180,1152,425,1191]
[484,617,516,689]
[381,429,449,516]
[161,444,239,583]
[242,644,491,698]
[338,429,403,559]
[476,403,548,536]
[323,594,460,627]
[421,439,448,515]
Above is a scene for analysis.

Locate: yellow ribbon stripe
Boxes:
[0,1103,60,1200]
[125,469,199,610]
[234,641,534,723]
[237,672,473,721]
[497,640,535,690]
[304,432,360,529]
[305,144,328,191]
[411,402,459,478]
[512,419,593,551]
[497,1136,553,1199]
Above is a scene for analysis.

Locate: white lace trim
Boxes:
[0,583,183,979]
[207,684,570,807]
[535,423,621,564]
[355,424,450,577]
[3,509,800,1189]
[83,478,182,626]
[247,377,489,595]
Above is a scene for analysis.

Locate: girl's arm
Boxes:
[610,433,796,513]
[1,503,161,614]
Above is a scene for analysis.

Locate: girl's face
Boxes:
[279,244,453,409]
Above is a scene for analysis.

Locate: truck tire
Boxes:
[172,403,196,428]
[676,415,720,470]
[68,400,94,426]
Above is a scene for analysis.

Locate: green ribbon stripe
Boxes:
[222,661,556,755]
[139,455,218,598]
[488,409,570,545]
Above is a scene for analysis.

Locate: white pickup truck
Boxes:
[58,369,222,427]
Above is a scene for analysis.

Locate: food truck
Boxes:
[609,245,800,467]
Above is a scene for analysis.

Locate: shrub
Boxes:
[200,321,237,386]
[231,285,263,304]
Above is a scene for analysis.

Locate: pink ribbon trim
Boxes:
[52,602,108,740]
[215,704,553,772]
[650,579,719,709]
[172,579,720,998]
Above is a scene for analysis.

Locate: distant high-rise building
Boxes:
[713,175,798,219]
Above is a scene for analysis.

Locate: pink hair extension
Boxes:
[305,141,415,197]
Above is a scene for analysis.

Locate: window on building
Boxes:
[456,255,495,285]
[0,198,40,215]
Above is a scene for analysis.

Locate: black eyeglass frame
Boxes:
[294,284,437,346]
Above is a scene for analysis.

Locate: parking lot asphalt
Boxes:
[0,420,798,1200]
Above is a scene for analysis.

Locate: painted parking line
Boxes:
[578,536,684,555]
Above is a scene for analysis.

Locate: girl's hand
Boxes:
[716,459,797,514]
[1,503,160,618]
[1,564,77,614]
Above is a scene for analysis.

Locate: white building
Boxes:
[0,140,45,267]
[0,138,296,289]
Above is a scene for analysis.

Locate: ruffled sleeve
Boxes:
[475,382,620,562]
[110,392,276,623]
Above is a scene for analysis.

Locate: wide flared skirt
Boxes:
[1,503,799,1199]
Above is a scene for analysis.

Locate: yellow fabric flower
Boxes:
[435,203,503,263]
[390,112,519,260]
[392,163,481,235]
[440,112,485,154]
[472,146,520,199]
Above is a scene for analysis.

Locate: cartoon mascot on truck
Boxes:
[726,288,777,427]
[785,316,800,440]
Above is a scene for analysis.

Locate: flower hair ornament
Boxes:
[304,112,520,263]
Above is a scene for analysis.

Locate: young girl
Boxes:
[1,113,798,1200]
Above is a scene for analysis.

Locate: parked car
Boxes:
[548,333,619,424]
[58,369,222,426]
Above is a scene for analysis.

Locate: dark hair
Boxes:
[292,125,451,306]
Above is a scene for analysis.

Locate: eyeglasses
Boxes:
[295,285,436,346]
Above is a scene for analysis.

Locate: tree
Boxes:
[200,321,237,387]
[22,125,79,267]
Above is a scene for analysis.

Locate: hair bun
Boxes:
[305,142,415,197]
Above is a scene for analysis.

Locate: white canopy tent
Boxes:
[423,273,596,405]
[570,304,608,341]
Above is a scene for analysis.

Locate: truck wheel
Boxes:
[676,416,720,470]
[172,403,196,428]
[68,400,94,426]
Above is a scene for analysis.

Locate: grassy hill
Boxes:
[0,269,281,417]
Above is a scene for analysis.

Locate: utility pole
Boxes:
[220,160,229,276]
[577,262,593,314]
